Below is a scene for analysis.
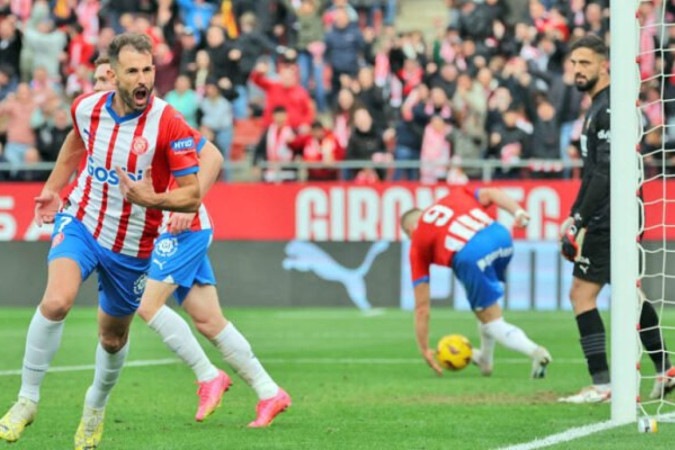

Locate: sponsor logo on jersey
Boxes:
[131,136,149,155]
[87,157,144,185]
[597,129,610,141]
[170,137,195,152]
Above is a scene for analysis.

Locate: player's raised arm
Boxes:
[476,187,530,228]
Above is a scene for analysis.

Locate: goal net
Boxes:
[628,0,675,427]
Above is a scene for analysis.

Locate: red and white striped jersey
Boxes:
[63,91,201,258]
[409,188,495,285]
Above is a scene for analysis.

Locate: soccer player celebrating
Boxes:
[558,35,675,403]
[0,33,206,449]
[131,169,292,427]
[92,43,291,428]
[401,187,552,378]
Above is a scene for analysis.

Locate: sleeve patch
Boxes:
[170,137,196,152]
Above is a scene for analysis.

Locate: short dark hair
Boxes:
[94,56,110,67]
[272,106,287,114]
[570,34,608,58]
[108,33,153,67]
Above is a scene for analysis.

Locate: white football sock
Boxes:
[212,323,278,400]
[19,308,65,403]
[481,318,538,357]
[478,320,496,365]
[147,305,219,382]
[84,341,129,409]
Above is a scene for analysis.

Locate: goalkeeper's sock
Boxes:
[147,305,219,382]
[639,301,672,373]
[212,322,279,400]
[481,318,538,356]
[19,308,65,403]
[84,341,128,409]
[576,308,610,385]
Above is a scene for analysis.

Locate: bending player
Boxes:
[558,35,675,403]
[400,187,552,378]
[0,33,204,449]
[93,47,291,427]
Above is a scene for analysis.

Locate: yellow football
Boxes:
[436,334,473,371]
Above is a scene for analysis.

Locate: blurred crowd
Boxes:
[0,0,670,183]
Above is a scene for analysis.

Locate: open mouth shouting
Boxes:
[133,86,149,108]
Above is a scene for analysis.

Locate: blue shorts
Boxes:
[452,222,513,311]
[148,229,216,304]
[48,213,150,317]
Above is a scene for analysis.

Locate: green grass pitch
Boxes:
[1,307,674,449]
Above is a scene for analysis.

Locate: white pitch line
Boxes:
[0,357,586,377]
[498,412,675,450]
[0,358,180,376]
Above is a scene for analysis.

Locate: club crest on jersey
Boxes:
[170,137,195,152]
[133,273,148,297]
[131,136,149,155]
[155,237,178,257]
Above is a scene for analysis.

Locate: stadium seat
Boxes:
[231,118,264,161]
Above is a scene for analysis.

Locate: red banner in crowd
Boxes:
[0,180,671,241]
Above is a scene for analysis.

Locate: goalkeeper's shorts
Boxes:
[573,229,610,285]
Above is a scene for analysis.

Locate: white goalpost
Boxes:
[613,0,675,429]
[610,0,640,425]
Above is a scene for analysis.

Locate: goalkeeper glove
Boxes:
[560,214,586,262]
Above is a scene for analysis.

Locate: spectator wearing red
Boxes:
[397,57,424,98]
[250,61,314,129]
[253,106,297,182]
[66,24,95,75]
[289,121,344,181]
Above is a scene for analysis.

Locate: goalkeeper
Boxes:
[558,35,675,403]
